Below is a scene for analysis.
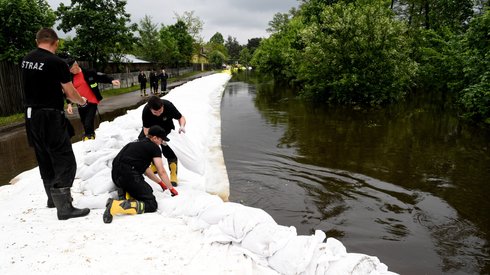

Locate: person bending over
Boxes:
[104,125,178,223]
[139,95,186,187]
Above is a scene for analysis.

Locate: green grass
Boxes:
[0,113,24,127]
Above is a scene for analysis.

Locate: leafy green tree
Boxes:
[0,0,55,62]
[56,0,136,69]
[267,12,291,33]
[135,15,164,63]
[458,9,490,123]
[299,0,417,105]
[238,47,252,66]
[209,32,224,45]
[205,32,228,65]
[159,26,180,66]
[174,10,203,43]
[209,50,225,69]
[246,38,262,53]
[251,15,304,82]
[392,0,474,33]
[225,36,242,64]
[166,20,194,66]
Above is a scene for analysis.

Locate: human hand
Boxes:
[66,104,73,115]
[178,126,185,134]
[169,187,178,197]
[79,97,88,107]
[112,80,120,86]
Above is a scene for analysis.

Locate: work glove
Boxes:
[158,181,168,191]
[169,187,178,197]
[178,126,185,134]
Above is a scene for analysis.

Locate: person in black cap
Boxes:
[104,125,178,223]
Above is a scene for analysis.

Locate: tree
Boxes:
[56,0,136,69]
[246,38,262,53]
[458,9,490,123]
[238,48,252,66]
[392,0,474,33]
[166,20,194,67]
[209,32,224,45]
[209,50,225,69]
[0,0,55,62]
[174,10,203,43]
[225,36,242,64]
[267,12,291,33]
[159,26,180,66]
[299,0,417,105]
[135,15,163,63]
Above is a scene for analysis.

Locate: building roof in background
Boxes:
[110,54,150,64]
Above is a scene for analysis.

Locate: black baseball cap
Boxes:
[148,125,169,141]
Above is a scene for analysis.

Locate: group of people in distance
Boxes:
[138,69,169,97]
[21,27,185,223]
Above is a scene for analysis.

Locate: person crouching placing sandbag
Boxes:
[104,125,178,223]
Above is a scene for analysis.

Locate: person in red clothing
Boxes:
[65,58,120,140]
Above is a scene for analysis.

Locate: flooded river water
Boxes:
[221,72,490,274]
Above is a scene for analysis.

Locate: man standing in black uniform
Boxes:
[104,125,178,223]
[138,70,147,96]
[21,28,90,220]
[139,96,186,186]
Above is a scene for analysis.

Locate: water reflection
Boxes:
[222,72,490,274]
[0,105,140,185]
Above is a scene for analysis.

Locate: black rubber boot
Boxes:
[43,179,55,208]
[51,187,90,220]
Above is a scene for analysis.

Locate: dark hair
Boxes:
[36,28,58,44]
[148,95,163,110]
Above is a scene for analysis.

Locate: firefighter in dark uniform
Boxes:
[104,125,178,223]
[21,28,90,220]
[138,95,186,187]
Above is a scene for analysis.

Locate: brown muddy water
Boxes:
[221,72,490,274]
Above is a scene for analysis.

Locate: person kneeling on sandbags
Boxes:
[104,125,178,223]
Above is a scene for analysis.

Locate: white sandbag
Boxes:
[268,230,326,275]
[240,223,297,257]
[302,238,346,274]
[325,253,395,275]
[196,202,244,228]
[217,206,277,242]
[167,132,205,175]
[80,169,114,195]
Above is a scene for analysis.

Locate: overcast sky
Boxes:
[46,0,299,45]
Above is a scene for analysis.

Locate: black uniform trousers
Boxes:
[27,108,76,188]
[78,103,97,136]
[111,162,158,213]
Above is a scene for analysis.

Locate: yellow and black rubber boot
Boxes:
[169,161,178,187]
[103,198,144,224]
